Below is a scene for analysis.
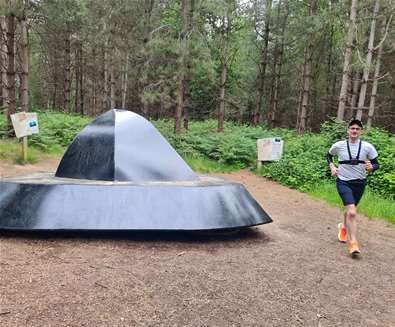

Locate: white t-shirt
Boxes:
[329,139,378,181]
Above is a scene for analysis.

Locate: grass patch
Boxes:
[15,153,39,165]
[308,181,395,225]
[184,156,241,173]
[0,139,61,164]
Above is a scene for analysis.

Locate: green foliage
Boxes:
[1,112,393,202]
[156,120,395,202]
[154,120,294,168]
[309,181,395,225]
[362,127,395,198]
[29,112,91,150]
[157,119,394,201]
[257,134,329,192]
[0,111,91,153]
[184,156,240,173]
[0,140,39,164]
[258,121,395,200]
[15,153,39,165]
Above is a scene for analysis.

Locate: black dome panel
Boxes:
[56,109,198,182]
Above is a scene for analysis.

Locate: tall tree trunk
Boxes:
[91,79,96,117]
[52,67,58,110]
[337,0,357,121]
[218,63,227,132]
[183,87,191,131]
[296,88,302,129]
[367,17,386,129]
[348,71,361,120]
[63,31,71,112]
[6,14,16,135]
[175,0,193,134]
[75,42,81,114]
[269,0,288,128]
[0,16,8,114]
[297,44,313,134]
[102,40,109,113]
[79,43,84,115]
[253,0,272,126]
[19,12,29,113]
[121,53,129,109]
[183,0,194,131]
[110,63,116,109]
[175,78,184,133]
[356,0,380,121]
[297,0,315,134]
[141,0,154,117]
[74,41,85,115]
[325,24,334,115]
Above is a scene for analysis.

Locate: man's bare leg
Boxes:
[345,204,357,242]
[345,204,360,255]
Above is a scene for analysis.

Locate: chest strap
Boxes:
[338,140,365,165]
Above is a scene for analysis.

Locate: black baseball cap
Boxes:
[348,119,363,128]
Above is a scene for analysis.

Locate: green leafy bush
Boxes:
[0,111,91,152]
[1,112,393,200]
[155,120,294,168]
[258,121,395,200]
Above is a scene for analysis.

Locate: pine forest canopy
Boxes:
[0,0,394,134]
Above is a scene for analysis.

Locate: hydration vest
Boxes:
[338,140,365,165]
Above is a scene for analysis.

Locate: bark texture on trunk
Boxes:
[75,42,81,114]
[79,42,84,115]
[20,13,29,113]
[110,63,116,109]
[175,79,184,133]
[253,0,272,126]
[337,0,357,121]
[269,0,288,128]
[367,17,386,129]
[6,14,16,134]
[217,63,227,132]
[103,41,109,113]
[297,44,313,134]
[325,23,334,116]
[349,71,361,120]
[1,16,8,113]
[297,0,316,134]
[175,0,193,134]
[356,0,380,121]
[141,0,154,117]
[63,31,71,112]
[121,53,129,109]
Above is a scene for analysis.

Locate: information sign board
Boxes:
[10,112,39,138]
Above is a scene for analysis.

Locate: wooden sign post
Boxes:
[22,136,28,163]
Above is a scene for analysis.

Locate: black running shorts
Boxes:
[336,178,367,206]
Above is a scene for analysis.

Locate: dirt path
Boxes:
[0,162,394,327]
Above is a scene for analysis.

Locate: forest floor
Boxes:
[0,160,394,327]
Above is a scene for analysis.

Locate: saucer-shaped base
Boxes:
[0,174,272,231]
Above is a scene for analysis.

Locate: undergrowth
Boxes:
[308,181,395,225]
[0,111,394,202]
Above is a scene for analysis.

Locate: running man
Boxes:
[326,119,379,257]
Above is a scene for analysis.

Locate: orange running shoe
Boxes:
[338,223,347,243]
[349,241,361,257]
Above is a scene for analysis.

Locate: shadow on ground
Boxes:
[0,227,271,245]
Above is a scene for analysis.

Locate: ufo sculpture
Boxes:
[0,109,272,231]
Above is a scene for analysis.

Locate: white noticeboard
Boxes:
[257,138,284,161]
[10,112,39,138]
